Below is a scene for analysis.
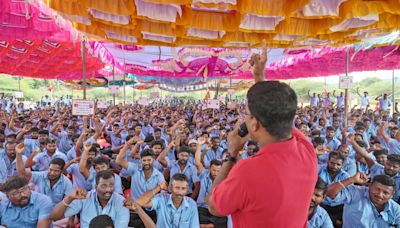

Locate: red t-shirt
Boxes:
[212,128,318,228]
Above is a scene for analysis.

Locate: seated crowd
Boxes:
[0,90,398,228]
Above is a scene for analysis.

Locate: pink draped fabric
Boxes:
[0,40,105,79]
[88,40,400,80]
[0,0,73,40]
[259,46,400,80]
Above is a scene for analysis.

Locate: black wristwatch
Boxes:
[224,153,237,164]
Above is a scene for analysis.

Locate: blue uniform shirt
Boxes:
[57,132,73,154]
[65,163,93,191]
[203,147,224,168]
[324,138,341,151]
[0,152,27,181]
[318,167,350,206]
[167,159,200,194]
[308,205,334,228]
[342,158,357,176]
[33,150,67,171]
[23,138,40,157]
[196,170,213,209]
[388,139,400,155]
[64,190,129,228]
[334,185,400,228]
[126,162,165,200]
[31,171,74,205]
[151,193,200,228]
[0,191,53,228]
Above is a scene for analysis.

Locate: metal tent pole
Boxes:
[344,47,349,128]
[81,36,87,99]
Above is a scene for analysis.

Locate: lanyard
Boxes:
[169,206,183,228]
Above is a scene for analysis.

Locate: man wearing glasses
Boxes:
[0,176,53,228]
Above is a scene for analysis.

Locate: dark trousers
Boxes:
[198,207,227,228]
[129,209,157,228]
[322,204,344,227]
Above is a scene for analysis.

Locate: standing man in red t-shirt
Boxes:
[207,41,318,228]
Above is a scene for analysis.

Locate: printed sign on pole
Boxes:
[339,75,353,89]
[72,100,95,116]
[227,89,235,95]
[97,101,108,109]
[15,92,24,98]
[206,99,220,109]
[138,97,149,106]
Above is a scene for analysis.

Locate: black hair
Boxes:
[311,130,321,136]
[50,158,66,170]
[38,130,49,135]
[87,144,100,153]
[126,135,134,142]
[150,140,164,148]
[326,126,335,132]
[89,215,114,228]
[171,173,188,183]
[374,149,389,157]
[354,125,365,131]
[372,175,396,188]
[315,176,328,194]
[0,176,29,193]
[93,156,110,167]
[356,140,367,148]
[247,140,258,147]
[178,146,191,154]
[387,154,400,165]
[6,134,16,139]
[211,136,220,141]
[140,149,155,158]
[95,170,114,184]
[31,127,39,132]
[210,159,222,167]
[47,138,57,144]
[154,128,162,133]
[312,137,324,147]
[354,133,364,140]
[144,135,154,143]
[328,151,346,162]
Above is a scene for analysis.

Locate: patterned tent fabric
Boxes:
[0,0,105,79]
[261,45,400,79]
[89,41,400,80]
[0,40,105,79]
[63,75,136,87]
[0,0,75,40]
[42,0,400,47]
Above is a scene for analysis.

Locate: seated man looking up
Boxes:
[327,173,400,227]
[0,176,53,228]
[50,170,129,228]
[308,177,333,228]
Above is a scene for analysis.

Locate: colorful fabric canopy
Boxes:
[63,74,136,87]
[0,39,105,80]
[262,45,400,79]
[0,0,105,80]
[88,41,287,80]
[42,0,400,48]
[89,41,400,81]
[0,0,75,40]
